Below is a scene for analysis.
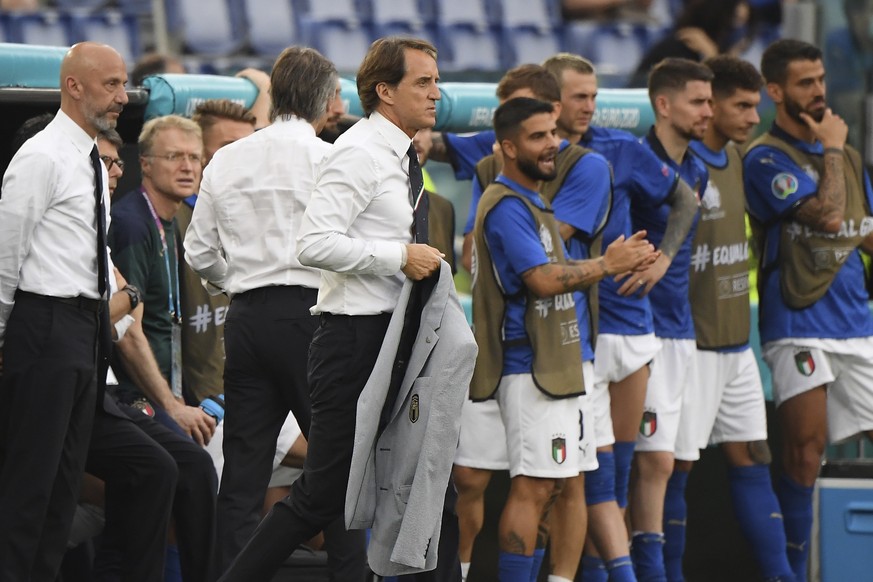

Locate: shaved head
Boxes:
[60,42,128,137]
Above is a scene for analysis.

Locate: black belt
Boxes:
[233,285,317,303]
[15,290,103,313]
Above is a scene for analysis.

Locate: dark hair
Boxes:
[496,64,561,103]
[648,57,714,107]
[97,128,124,150]
[356,36,437,116]
[11,112,54,154]
[760,38,823,85]
[271,46,338,122]
[705,55,763,98]
[493,97,554,143]
[131,52,184,86]
[675,0,747,52]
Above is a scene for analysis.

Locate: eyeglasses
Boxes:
[99,155,125,171]
[145,152,202,165]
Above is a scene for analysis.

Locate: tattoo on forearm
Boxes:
[661,180,698,259]
[794,151,846,230]
[537,260,606,293]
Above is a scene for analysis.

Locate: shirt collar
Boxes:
[54,109,97,155]
[769,122,824,155]
[688,139,728,169]
[495,173,541,201]
[645,125,690,169]
[270,115,317,137]
[370,111,414,161]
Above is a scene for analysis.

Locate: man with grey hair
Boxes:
[184,46,366,578]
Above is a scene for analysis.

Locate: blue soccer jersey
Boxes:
[549,144,613,362]
[445,130,496,181]
[744,124,873,343]
[633,128,706,340]
[581,126,680,336]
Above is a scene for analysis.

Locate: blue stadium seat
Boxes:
[53,0,108,9]
[242,0,297,57]
[434,0,492,30]
[175,0,244,55]
[585,23,647,80]
[117,0,151,15]
[439,24,501,71]
[69,10,141,66]
[307,20,372,74]
[496,0,556,32]
[297,0,365,27]
[503,26,562,68]
[371,0,425,30]
[6,11,72,47]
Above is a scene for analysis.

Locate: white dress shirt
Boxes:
[184,116,328,296]
[0,110,109,347]
[297,111,415,315]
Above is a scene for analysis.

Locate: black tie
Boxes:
[89,145,110,298]
[407,143,429,244]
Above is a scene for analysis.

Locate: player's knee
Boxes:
[634,451,674,482]
[452,465,491,497]
[747,440,772,465]
[783,439,824,482]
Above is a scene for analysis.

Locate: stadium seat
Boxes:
[117,0,152,15]
[297,0,364,27]
[504,26,562,68]
[69,10,141,66]
[307,20,372,74]
[439,24,501,71]
[434,0,492,30]
[175,0,244,55]
[242,0,297,57]
[53,0,109,9]
[497,0,556,32]
[371,0,424,30]
[585,23,647,79]
[6,11,72,47]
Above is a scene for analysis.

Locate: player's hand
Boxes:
[616,252,671,297]
[676,27,719,58]
[602,230,658,277]
[235,68,270,92]
[168,402,216,446]
[799,108,847,150]
[403,244,444,280]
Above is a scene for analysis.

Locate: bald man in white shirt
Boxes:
[0,42,128,582]
[218,36,444,582]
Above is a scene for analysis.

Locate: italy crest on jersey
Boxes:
[640,410,657,437]
[552,436,567,464]
[794,350,815,376]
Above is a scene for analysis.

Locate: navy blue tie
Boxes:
[407,144,429,244]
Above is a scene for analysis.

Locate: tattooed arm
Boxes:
[522,231,657,298]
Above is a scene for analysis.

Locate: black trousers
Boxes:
[220,312,391,582]
[0,294,99,582]
[86,396,177,582]
[217,287,367,579]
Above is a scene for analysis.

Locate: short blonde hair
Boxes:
[138,114,202,155]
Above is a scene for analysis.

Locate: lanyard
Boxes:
[141,190,181,323]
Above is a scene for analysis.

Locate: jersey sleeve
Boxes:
[445,131,496,181]
[551,152,612,237]
[463,174,486,235]
[626,140,679,207]
[484,197,550,295]
[743,146,817,223]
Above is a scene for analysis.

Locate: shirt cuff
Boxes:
[370,240,406,274]
[400,244,408,268]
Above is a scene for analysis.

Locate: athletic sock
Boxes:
[663,470,689,582]
[630,532,666,582]
[728,465,795,580]
[777,474,814,582]
[580,555,608,582]
[499,551,534,582]
[606,556,637,582]
[461,561,471,581]
[530,547,546,582]
[613,441,635,509]
[586,451,618,505]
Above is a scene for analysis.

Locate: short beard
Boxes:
[785,95,825,124]
[86,108,117,132]
[518,155,557,183]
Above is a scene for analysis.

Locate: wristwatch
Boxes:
[122,284,142,311]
